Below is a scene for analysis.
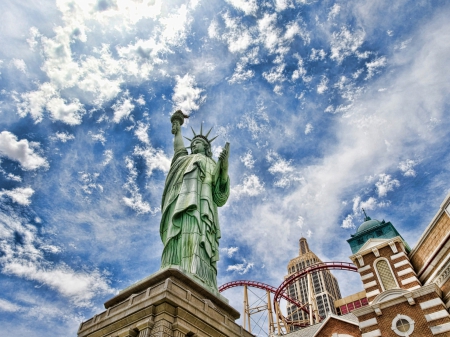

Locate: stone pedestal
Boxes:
[78,268,253,337]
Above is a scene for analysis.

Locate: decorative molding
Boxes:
[435,258,450,287]
[363,281,378,289]
[394,260,410,269]
[401,276,419,286]
[372,305,382,316]
[358,265,371,273]
[359,317,378,329]
[425,309,450,322]
[366,289,381,299]
[362,329,381,337]
[420,298,444,310]
[397,268,415,277]
[361,272,374,281]
[431,322,450,335]
[390,252,406,260]
[357,255,365,266]
[404,293,415,305]
[389,241,398,254]
[406,285,421,291]
[372,248,380,257]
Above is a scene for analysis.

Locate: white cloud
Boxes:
[398,159,417,177]
[122,157,152,214]
[237,104,269,139]
[297,216,304,228]
[232,174,265,199]
[0,210,114,308]
[226,260,254,274]
[365,56,387,79]
[341,214,355,229]
[53,132,75,143]
[133,146,170,176]
[134,122,150,145]
[330,26,365,64]
[240,150,255,169]
[0,131,48,170]
[47,97,85,125]
[102,149,113,166]
[135,95,145,105]
[112,97,134,123]
[12,59,27,74]
[0,187,35,205]
[88,130,106,145]
[79,172,102,195]
[229,61,255,84]
[305,123,313,135]
[3,262,113,307]
[225,0,258,16]
[220,246,239,258]
[263,64,286,84]
[328,3,341,21]
[274,0,294,12]
[159,4,192,46]
[221,12,254,53]
[375,174,400,197]
[317,76,329,94]
[17,83,86,125]
[172,74,205,114]
[267,150,303,188]
[0,299,21,312]
[292,54,309,81]
[310,48,327,61]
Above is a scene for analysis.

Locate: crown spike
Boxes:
[205,126,213,138]
[200,123,203,136]
[209,135,219,143]
[184,136,192,142]
[190,126,197,136]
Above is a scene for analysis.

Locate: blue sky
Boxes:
[1,0,450,335]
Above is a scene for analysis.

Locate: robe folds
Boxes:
[160,148,229,289]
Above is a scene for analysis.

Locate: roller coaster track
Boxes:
[219,262,358,329]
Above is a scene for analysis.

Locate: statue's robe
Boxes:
[160,148,229,289]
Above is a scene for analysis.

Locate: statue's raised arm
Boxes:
[160,110,230,294]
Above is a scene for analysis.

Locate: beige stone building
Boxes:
[286,192,450,337]
[285,237,342,328]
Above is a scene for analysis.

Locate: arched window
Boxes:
[375,259,397,290]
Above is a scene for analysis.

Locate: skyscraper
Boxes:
[285,237,342,328]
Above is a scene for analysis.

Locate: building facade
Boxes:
[286,192,450,337]
[286,237,342,327]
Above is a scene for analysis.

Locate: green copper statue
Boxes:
[160,110,230,291]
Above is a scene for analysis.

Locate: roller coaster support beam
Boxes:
[267,290,275,335]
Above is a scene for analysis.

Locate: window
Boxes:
[391,314,414,336]
[375,259,397,290]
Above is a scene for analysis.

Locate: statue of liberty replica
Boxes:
[160,110,230,293]
[77,110,253,337]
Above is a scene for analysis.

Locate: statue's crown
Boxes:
[184,123,218,146]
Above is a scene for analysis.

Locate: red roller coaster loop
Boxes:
[219,261,358,331]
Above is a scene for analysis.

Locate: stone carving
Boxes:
[149,320,173,337]
[160,110,230,292]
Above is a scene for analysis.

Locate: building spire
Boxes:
[299,237,310,256]
[362,208,371,221]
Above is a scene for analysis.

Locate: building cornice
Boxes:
[409,191,450,259]
[351,283,441,318]
[349,237,404,262]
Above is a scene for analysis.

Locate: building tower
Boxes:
[285,237,342,328]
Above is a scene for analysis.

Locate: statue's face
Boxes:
[191,139,207,154]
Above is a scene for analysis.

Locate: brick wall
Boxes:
[316,317,361,337]
[410,212,450,274]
